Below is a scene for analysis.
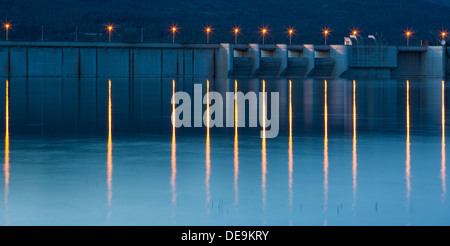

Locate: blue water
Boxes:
[0,77,448,225]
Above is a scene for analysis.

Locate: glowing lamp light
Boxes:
[233,27,240,44]
[403,28,414,46]
[322,27,331,45]
[441,30,448,43]
[287,27,295,45]
[260,26,269,44]
[105,24,115,42]
[170,25,179,44]
[106,25,114,33]
[4,22,11,41]
[204,26,212,44]
[350,27,360,38]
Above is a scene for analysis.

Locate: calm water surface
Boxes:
[0,77,448,225]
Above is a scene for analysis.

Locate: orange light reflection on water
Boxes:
[406,80,411,203]
[324,80,328,211]
[107,79,113,207]
[206,80,211,212]
[352,80,357,206]
[234,79,239,206]
[262,79,267,209]
[442,80,446,199]
[171,79,177,205]
[4,80,9,205]
[288,80,293,211]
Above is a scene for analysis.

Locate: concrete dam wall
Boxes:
[0,42,218,78]
[0,41,448,78]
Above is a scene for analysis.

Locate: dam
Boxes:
[0,35,448,78]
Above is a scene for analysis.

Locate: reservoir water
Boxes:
[0,77,448,225]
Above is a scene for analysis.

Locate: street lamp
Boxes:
[204,26,212,44]
[233,27,240,44]
[351,28,359,36]
[105,24,115,42]
[441,30,447,43]
[287,27,295,45]
[260,26,269,44]
[322,27,331,45]
[404,28,414,46]
[170,25,178,44]
[3,23,11,41]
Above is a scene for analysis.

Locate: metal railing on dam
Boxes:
[0,41,448,78]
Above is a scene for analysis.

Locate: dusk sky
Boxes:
[0,0,449,44]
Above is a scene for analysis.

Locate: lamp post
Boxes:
[205,26,212,44]
[261,27,268,44]
[288,28,294,45]
[234,27,240,44]
[322,27,331,45]
[4,23,10,41]
[406,31,411,46]
[170,26,178,44]
[404,29,414,46]
[441,31,447,43]
[106,24,114,42]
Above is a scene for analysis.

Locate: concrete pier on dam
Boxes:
[0,37,448,79]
